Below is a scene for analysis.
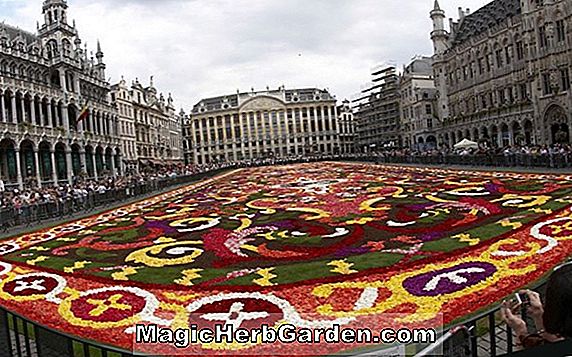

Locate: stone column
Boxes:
[283,110,291,155]
[311,106,318,150]
[34,149,41,187]
[332,105,339,153]
[50,149,58,185]
[104,115,109,136]
[239,113,246,159]
[79,149,86,175]
[47,102,53,128]
[62,104,70,131]
[190,119,197,164]
[205,117,212,162]
[59,69,67,94]
[111,152,117,176]
[65,149,73,185]
[196,118,203,164]
[213,116,220,161]
[222,115,229,161]
[1,94,6,122]
[229,115,237,162]
[293,108,299,155]
[246,112,253,159]
[274,111,282,157]
[269,111,276,155]
[261,112,267,155]
[91,152,98,180]
[30,98,36,125]
[11,94,17,123]
[20,96,25,122]
[39,101,45,127]
[255,112,261,157]
[15,149,23,189]
[319,105,327,139]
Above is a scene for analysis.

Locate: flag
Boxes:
[77,100,90,124]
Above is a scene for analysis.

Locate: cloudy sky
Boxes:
[1,0,490,110]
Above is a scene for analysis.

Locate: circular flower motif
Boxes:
[0,242,20,256]
[59,286,160,329]
[0,272,66,303]
[402,262,497,297]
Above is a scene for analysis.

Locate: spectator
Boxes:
[501,262,572,349]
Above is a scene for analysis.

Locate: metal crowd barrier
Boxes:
[0,169,229,233]
[368,153,572,169]
[412,281,550,357]
[0,305,133,357]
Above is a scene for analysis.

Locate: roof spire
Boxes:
[433,0,441,11]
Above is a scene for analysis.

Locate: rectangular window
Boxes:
[516,41,524,60]
[539,26,548,48]
[425,104,432,115]
[556,20,565,43]
[520,83,528,101]
[495,49,503,68]
[543,73,552,95]
[561,68,570,92]
[505,46,512,65]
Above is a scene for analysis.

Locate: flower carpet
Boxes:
[1,162,572,355]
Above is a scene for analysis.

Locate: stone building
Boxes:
[337,99,357,154]
[0,0,121,189]
[110,77,183,172]
[184,87,340,165]
[353,65,401,152]
[430,0,572,147]
[400,56,439,150]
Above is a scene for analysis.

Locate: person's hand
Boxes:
[500,300,528,337]
[521,290,544,329]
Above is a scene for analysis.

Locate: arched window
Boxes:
[494,43,503,68]
[556,14,566,43]
[538,20,548,48]
[515,35,524,60]
[62,39,71,58]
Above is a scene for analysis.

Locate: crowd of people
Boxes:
[0,146,571,230]
[0,155,342,229]
[364,144,572,168]
[0,161,241,229]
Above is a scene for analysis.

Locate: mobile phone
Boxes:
[515,293,523,306]
[517,292,530,306]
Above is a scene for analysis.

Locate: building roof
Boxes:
[191,88,335,114]
[0,23,40,45]
[452,0,520,46]
[403,57,433,75]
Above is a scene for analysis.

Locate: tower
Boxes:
[430,0,450,132]
[95,40,106,80]
[38,0,79,61]
[430,0,448,55]
[41,0,69,28]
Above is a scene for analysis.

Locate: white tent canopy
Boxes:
[453,139,479,149]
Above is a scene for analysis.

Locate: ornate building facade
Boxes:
[184,87,340,165]
[337,99,356,154]
[110,77,183,172]
[430,0,572,147]
[400,56,439,150]
[0,0,121,189]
